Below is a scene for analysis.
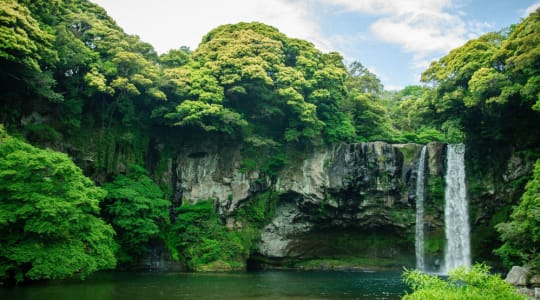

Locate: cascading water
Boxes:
[415,146,427,271]
[443,144,471,273]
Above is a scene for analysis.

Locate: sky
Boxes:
[90,0,540,90]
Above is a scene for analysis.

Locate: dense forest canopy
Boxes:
[1,0,540,284]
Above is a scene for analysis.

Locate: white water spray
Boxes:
[415,146,427,271]
[443,144,471,273]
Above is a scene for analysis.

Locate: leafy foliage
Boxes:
[0,0,165,176]
[403,264,526,300]
[418,10,540,147]
[0,0,57,71]
[348,91,393,142]
[235,191,279,227]
[0,126,116,282]
[0,0,62,118]
[168,201,252,271]
[495,159,540,270]
[102,165,171,264]
[158,22,353,145]
[345,61,383,94]
[166,100,247,136]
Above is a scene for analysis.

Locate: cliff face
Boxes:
[168,141,448,268]
[467,149,536,266]
[173,144,269,215]
[259,142,420,266]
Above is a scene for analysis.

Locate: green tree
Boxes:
[349,91,393,141]
[388,85,425,132]
[159,65,248,135]
[102,165,171,263]
[159,46,191,68]
[345,61,383,94]
[341,60,400,142]
[419,16,540,146]
[0,0,167,177]
[0,126,116,282]
[496,159,540,270]
[419,32,503,141]
[0,0,62,126]
[495,8,540,111]
[0,0,57,72]
[159,22,352,145]
[166,100,248,136]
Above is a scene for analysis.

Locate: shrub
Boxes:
[169,200,250,270]
[495,159,540,271]
[102,165,170,263]
[402,264,526,300]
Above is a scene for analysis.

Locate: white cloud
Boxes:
[371,12,467,57]
[413,59,434,70]
[523,1,540,17]
[318,0,487,69]
[330,33,370,62]
[90,0,333,53]
[319,0,452,16]
[465,20,494,39]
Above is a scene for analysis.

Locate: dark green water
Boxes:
[0,270,407,299]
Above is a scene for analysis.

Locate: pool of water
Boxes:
[0,270,407,299]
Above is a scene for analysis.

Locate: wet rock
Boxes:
[426,142,445,177]
[503,154,533,182]
[258,202,312,257]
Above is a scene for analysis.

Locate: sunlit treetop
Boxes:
[161,22,350,144]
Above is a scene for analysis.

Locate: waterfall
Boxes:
[415,146,427,271]
[443,144,471,273]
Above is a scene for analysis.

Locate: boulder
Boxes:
[505,266,530,286]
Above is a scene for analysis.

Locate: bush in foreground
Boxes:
[402,264,526,300]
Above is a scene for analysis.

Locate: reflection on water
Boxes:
[0,270,406,299]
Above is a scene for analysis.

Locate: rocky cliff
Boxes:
[166,141,449,269]
[466,148,537,267]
